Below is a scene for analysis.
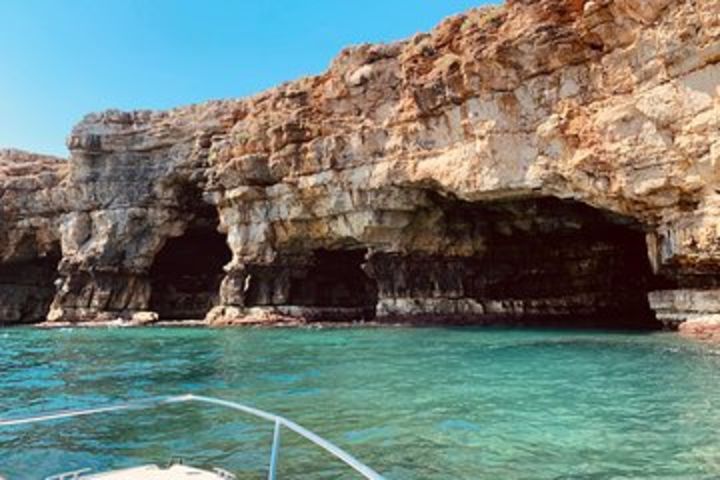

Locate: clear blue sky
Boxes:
[0,0,493,157]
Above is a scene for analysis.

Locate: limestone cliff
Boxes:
[1,0,719,332]
[0,149,66,323]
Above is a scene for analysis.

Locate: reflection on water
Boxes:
[1,327,720,479]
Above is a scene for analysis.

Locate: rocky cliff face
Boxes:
[0,150,66,324]
[1,0,719,332]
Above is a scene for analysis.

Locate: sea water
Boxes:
[1,327,719,479]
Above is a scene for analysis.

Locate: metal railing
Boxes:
[0,394,385,480]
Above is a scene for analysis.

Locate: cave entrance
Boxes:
[289,249,378,321]
[149,205,231,320]
[0,246,60,325]
[377,194,665,329]
[471,198,662,328]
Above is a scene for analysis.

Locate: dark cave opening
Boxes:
[288,249,378,320]
[0,248,60,325]
[370,195,665,329]
[149,205,231,320]
[476,217,659,328]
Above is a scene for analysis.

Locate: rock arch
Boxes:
[211,188,669,328]
[0,244,61,325]
[148,189,232,321]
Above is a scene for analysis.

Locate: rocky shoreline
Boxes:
[1,0,719,338]
[30,318,679,331]
[29,318,720,346]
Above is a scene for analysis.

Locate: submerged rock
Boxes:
[1,0,719,334]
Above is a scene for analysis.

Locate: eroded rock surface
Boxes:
[0,149,66,324]
[1,0,719,332]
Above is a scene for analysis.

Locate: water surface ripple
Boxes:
[1,328,720,479]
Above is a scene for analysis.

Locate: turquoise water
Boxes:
[1,328,720,479]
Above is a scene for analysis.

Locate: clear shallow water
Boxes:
[1,327,720,479]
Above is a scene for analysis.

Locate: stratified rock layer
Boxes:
[1,0,719,332]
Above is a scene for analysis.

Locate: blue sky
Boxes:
[0,0,493,157]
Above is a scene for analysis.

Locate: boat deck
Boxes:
[85,465,226,479]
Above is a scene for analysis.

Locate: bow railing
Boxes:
[0,394,385,480]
